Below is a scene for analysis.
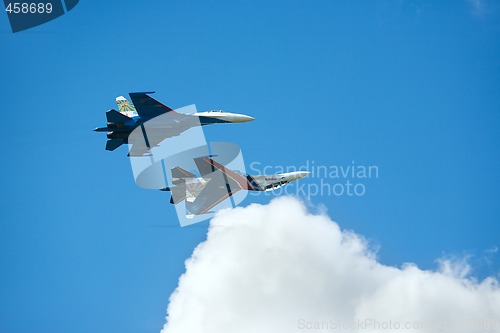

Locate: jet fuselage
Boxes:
[94,110,254,141]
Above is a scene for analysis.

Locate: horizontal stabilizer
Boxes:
[171,166,196,179]
[105,139,124,151]
[106,109,131,124]
[170,184,187,204]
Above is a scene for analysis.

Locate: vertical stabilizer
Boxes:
[116,96,138,118]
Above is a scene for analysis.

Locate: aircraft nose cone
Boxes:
[297,171,311,179]
[234,114,255,123]
[282,171,310,182]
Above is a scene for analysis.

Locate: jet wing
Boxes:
[194,156,251,189]
[127,120,195,156]
[193,156,218,177]
[129,92,177,119]
[185,171,241,215]
[186,157,251,215]
[127,130,172,156]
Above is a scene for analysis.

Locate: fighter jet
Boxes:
[161,156,310,217]
[94,92,255,155]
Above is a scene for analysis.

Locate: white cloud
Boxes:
[161,197,500,333]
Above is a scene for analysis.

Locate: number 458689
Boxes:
[5,2,53,14]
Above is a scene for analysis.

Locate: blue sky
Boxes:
[1,1,499,332]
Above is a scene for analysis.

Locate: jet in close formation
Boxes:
[96,93,309,220]
[94,92,255,155]
[161,156,310,217]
